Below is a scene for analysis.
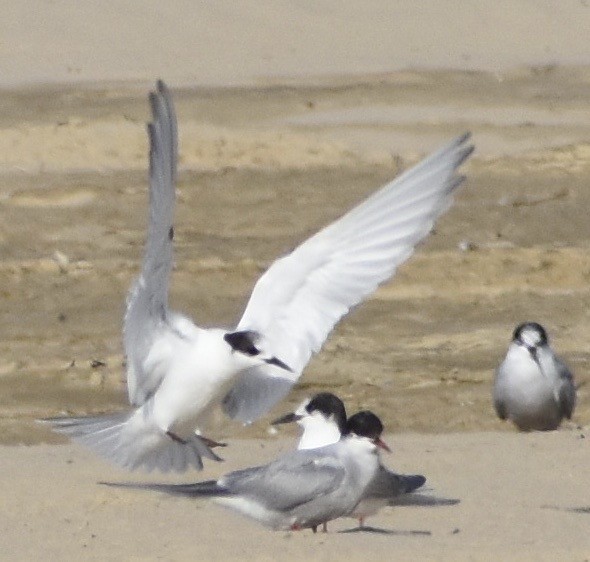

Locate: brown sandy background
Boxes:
[1,1,590,560]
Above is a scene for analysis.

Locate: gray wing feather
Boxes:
[494,396,508,420]
[555,357,576,419]
[227,134,473,423]
[221,367,296,423]
[493,364,508,420]
[124,80,178,406]
[220,448,346,512]
[363,467,425,500]
[100,448,344,511]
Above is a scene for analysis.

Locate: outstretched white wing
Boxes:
[124,80,178,406]
[223,133,474,422]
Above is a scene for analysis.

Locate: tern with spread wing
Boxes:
[44,80,473,472]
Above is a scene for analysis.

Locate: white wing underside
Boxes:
[123,82,472,421]
[224,133,473,422]
[124,81,178,406]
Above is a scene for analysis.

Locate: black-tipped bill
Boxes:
[264,356,293,372]
[271,412,302,425]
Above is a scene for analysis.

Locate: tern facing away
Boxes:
[273,394,426,529]
[494,322,576,431]
[44,80,473,473]
[102,413,389,531]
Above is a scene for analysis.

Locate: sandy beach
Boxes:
[2,432,589,561]
[1,2,590,560]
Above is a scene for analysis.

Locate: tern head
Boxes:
[271,393,348,449]
[223,330,292,372]
[345,410,391,452]
[512,322,549,358]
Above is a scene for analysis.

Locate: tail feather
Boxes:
[47,413,129,432]
[39,412,222,473]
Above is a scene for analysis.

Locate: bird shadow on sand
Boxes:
[541,504,590,514]
[339,526,432,535]
[569,507,590,514]
[338,495,460,534]
[391,494,460,508]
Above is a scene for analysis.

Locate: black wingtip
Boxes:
[457,131,472,144]
[100,479,227,497]
[405,474,427,493]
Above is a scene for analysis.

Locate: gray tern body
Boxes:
[102,413,388,531]
[273,394,426,528]
[494,322,576,431]
[43,80,473,473]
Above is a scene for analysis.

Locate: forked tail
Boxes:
[40,411,222,473]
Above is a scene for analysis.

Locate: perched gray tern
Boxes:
[102,412,389,531]
[273,394,425,529]
[494,322,576,431]
[43,80,473,473]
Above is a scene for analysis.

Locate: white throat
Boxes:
[297,416,342,450]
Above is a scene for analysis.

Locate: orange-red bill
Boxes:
[375,437,391,453]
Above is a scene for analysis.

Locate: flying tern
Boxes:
[44,80,473,472]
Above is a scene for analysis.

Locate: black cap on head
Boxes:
[345,410,390,451]
[345,410,384,440]
[224,330,292,372]
[513,322,548,346]
[306,393,347,434]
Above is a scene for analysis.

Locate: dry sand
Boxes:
[1,433,589,561]
[1,2,590,560]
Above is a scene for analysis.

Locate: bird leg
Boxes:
[166,430,227,448]
[166,430,186,444]
[199,435,228,448]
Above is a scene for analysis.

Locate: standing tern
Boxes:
[43,80,473,473]
[494,322,576,431]
[102,412,389,531]
[273,394,426,529]
[345,412,425,528]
